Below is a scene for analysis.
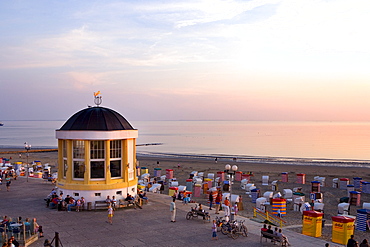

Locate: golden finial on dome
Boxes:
[94,91,102,106]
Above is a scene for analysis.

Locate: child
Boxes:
[107,205,113,225]
[212,220,218,240]
[38,225,44,237]
[34,218,43,237]
[76,199,82,212]
[233,202,238,216]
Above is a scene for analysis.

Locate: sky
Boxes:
[1,0,370,121]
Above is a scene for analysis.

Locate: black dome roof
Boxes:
[59,107,135,131]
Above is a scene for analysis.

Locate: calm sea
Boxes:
[1,120,370,166]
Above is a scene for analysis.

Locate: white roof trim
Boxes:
[55,130,138,140]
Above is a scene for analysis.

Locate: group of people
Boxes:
[261,224,291,246]
[45,189,85,212]
[105,195,118,209]
[347,235,369,247]
[105,192,146,225]
[63,195,84,212]
[1,216,43,247]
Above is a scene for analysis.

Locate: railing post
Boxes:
[23,224,26,243]
[55,232,59,247]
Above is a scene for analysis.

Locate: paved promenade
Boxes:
[1,177,342,247]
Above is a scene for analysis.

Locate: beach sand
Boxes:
[1,148,370,242]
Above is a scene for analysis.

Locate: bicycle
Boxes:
[220,220,233,235]
[228,220,248,239]
[185,205,210,222]
[215,216,225,232]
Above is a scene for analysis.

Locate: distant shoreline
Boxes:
[1,147,370,168]
[0,148,57,154]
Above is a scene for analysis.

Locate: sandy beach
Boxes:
[1,148,370,242]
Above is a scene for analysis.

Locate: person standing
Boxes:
[223,197,230,221]
[107,205,113,225]
[76,199,82,212]
[211,219,218,240]
[172,190,178,201]
[215,191,222,214]
[5,176,11,192]
[209,192,214,210]
[233,202,238,216]
[170,198,176,222]
[347,235,357,247]
[34,218,43,237]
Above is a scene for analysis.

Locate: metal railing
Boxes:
[253,207,287,228]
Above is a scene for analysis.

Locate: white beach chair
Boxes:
[149,183,161,193]
[283,189,293,200]
[300,202,311,213]
[256,197,267,212]
[294,197,304,211]
[240,179,249,189]
[314,202,324,212]
[362,202,370,210]
[337,202,349,215]
[263,191,273,205]
[262,175,269,185]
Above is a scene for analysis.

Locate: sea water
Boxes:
[1,120,370,166]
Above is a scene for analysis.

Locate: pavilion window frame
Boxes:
[90,141,105,180]
[110,140,122,179]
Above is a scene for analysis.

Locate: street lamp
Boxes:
[225,164,238,196]
[24,142,31,182]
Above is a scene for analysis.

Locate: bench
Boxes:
[94,200,110,210]
[260,231,287,246]
[118,196,142,209]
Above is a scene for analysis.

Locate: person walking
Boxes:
[170,198,176,222]
[107,205,113,225]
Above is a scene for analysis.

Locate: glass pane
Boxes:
[62,140,67,158]
[63,159,67,177]
[73,140,85,159]
[90,141,105,159]
[91,161,105,178]
[110,160,121,177]
[110,140,121,158]
[73,161,85,179]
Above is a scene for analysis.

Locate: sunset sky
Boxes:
[1,0,370,121]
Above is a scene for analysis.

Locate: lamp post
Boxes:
[225,164,238,197]
[24,142,31,182]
